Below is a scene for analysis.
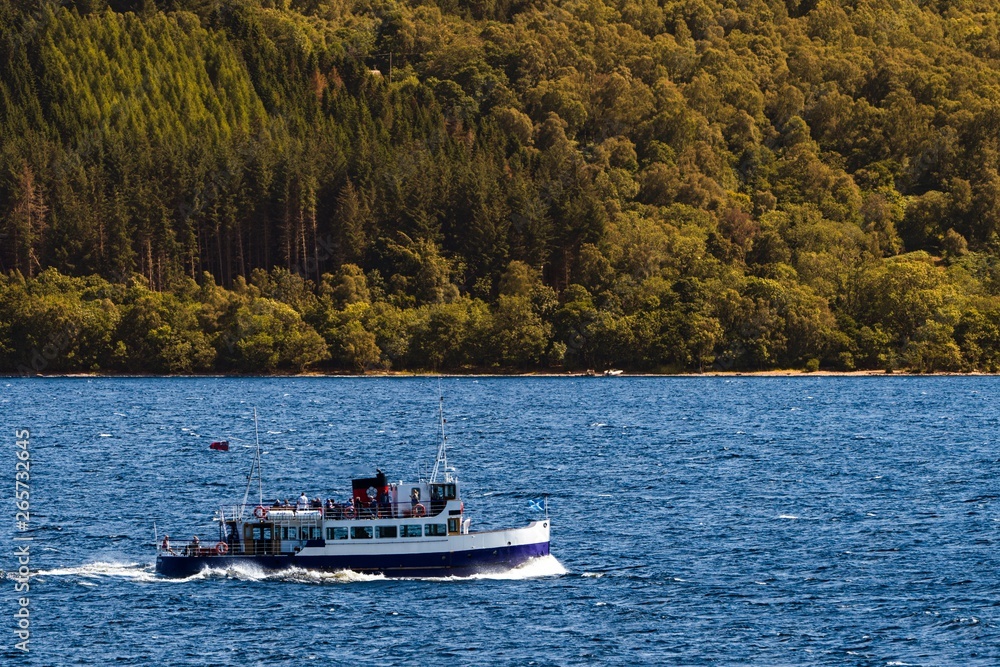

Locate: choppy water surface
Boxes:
[2,377,999,665]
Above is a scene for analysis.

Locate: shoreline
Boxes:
[2,369,995,379]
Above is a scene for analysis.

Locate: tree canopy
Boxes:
[5,0,1000,373]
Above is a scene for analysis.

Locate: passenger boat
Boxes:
[155,406,551,578]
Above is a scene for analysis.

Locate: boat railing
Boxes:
[228,500,455,522]
[157,537,276,557]
[324,500,454,520]
[219,504,326,521]
[158,539,229,557]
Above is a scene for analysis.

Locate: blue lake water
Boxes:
[1,376,999,665]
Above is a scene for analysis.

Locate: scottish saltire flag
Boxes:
[529,497,547,512]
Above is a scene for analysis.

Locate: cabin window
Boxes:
[430,484,457,501]
[448,518,459,533]
[351,526,373,540]
[376,525,398,539]
[401,525,422,538]
[311,527,322,539]
[425,523,447,537]
[252,527,261,540]
[327,527,348,540]
[262,528,272,540]
[287,527,298,540]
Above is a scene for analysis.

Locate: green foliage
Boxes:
[0,269,120,372]
[117,287,216,373]
[219,296,329,372]
[7,0,1000,373]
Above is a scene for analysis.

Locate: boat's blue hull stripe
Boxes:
[155,541,550,578]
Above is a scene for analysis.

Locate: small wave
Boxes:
[463,555,568,580]
[778,514,799,520]
[196,563,386,584]
[194,557,567,584]
[582,572,604,578]
[99,433,112,437]
[201,558,568,584]
[34,560,158,583]
[590,422,607,428]
[35,556,567,586]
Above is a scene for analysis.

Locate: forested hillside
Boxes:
[4,0,1000,373]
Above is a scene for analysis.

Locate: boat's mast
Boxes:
[254,407,263,507]
[239,454,254,520]
[431,379,449,483]
[239,408,263,520]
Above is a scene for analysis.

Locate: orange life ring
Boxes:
[413,503,426,517]
[254,505,268,519]
[343,506,356,519]
[215,541,229,555]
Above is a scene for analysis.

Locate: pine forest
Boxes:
[4,0,1000,374]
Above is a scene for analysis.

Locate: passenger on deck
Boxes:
[161,535,176,555]
[296,492,309,511]
[312,497,322,509]
[410,487,420,512]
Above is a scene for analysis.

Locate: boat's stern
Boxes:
[155,553,206,578]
